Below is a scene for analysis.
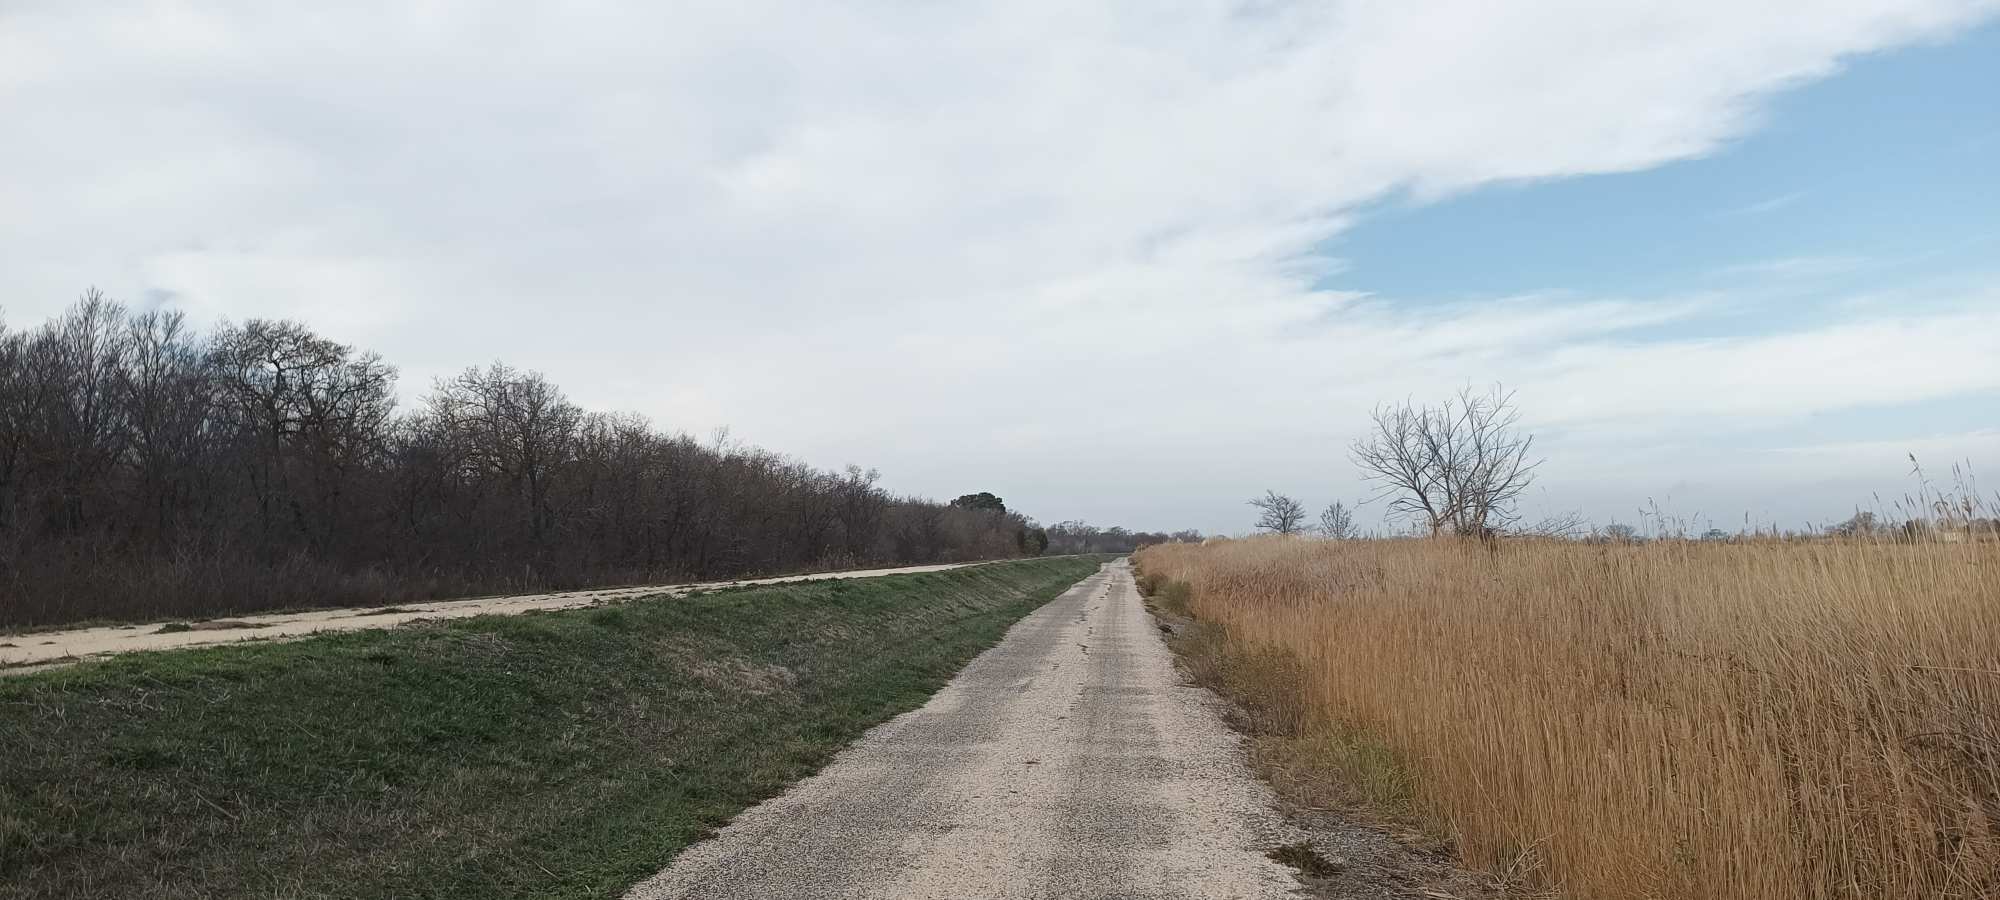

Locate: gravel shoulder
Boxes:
[625,559,1308,900]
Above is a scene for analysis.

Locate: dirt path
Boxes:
[623,559,1308,900]
[0,562,976,674]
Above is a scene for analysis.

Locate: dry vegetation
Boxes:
[1135,535,2000,900]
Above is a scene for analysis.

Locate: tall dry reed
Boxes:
[1136,536,2000,900]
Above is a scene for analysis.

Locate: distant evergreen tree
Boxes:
[951,492,1007,512]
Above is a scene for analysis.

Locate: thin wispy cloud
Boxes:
[1766,429,2000,458]
[1712,255,1873,279]
[1718,191,1810,216]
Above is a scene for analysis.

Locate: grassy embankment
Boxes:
[0,556,1103,900]
[1135,537,2000,900]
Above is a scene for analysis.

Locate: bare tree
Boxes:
[432,363,580,550]
[833,464,885,562]
[1318,500,1354,539]
[0,312,44,542]
[1827,510,1880,538]
[1601,523,1640,543]
[40,292,134,533]
[1350,385,1540,538]
[121,309,215,542]
[1249,490,1307,535]
[211,319,395,549]
[1518,510,1588,540]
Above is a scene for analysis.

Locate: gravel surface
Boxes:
[0,562,979,673]
[623,559,1306,900]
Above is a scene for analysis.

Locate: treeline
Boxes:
[1044,521,1200,555]
[0,292,1049,627]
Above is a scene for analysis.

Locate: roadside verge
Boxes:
[0,556,1102,900]
[1132,568,1511,900]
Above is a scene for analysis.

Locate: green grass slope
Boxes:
[0,556,1103,900]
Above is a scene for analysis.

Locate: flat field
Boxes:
[1135,537,2000,900]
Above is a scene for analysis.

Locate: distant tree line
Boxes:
[1252,386,1991,545]
[1044,521,1199,555]
[0,292,1051,627]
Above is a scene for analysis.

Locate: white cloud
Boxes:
[2,0,1997,533]
[1712,255,1872,279]
[1767,429,2000,460]
[1718,191,1810,217]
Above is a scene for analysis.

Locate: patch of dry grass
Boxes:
[1135,536,2000,900]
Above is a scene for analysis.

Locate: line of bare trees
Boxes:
[1250,385,1550,541]
[0,292,1046,627]
[1248,491,1354,538]
[1043,521,1199,555]
[1269,385,1984,544]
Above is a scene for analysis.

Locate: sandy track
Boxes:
[623,559,1305,900]
[0,562,977,674]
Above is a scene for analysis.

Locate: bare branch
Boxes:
[1248,490,1308,535]
[1351,384,1542,538]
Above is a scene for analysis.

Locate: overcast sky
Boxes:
[4,1,1998,536]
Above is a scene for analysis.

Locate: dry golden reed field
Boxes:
[1135,535,2000,900]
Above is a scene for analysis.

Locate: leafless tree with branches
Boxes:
[1249,490,1307,535]
[1318,500,1354,539]
[1350,385,1541,538]
[1518,510,1589,540]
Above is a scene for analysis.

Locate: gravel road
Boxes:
[624,558,1305,900]
[0,562,978,673]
